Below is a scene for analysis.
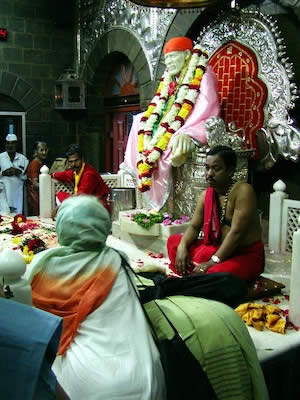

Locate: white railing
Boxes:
[39,167,141,218]
[268,180,300,254]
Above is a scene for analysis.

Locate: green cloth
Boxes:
[145,296,269,400]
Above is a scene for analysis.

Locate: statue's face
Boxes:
[164,50,189,76]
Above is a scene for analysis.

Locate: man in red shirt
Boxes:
[51,144,110,217]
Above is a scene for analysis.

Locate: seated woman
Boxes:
[25,195,166,400]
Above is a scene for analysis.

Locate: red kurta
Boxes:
[52,164,111,213]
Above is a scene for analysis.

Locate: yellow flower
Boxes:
[178,108,190,120]
[12,237,22,245]
[195,69,204,79]
[182,103,193,111]
[191,78,200,86]
[143,179,152,187]
[23,254,34,264]
[157,81,164,93]
[22,245,34,264]
[157,135,170,151]
[138,134,144,152]
[144,104,156,118]
[138,163,151,173]
[164,132,172,140]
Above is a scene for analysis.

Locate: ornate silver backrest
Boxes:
[198,7,300,169]
[172,8,300,217]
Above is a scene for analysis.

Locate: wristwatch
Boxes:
[211,254,221,264]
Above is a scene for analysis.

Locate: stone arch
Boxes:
[0,71,42,116]
[79,28,155,170]
[0,71,43,155]
[82,29,154,108]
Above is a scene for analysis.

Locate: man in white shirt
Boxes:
[0,133,29,214]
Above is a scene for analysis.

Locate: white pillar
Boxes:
[268,180,288,253]
[0,248,32,306]
[289,215,300,327]
[39,165,53,218]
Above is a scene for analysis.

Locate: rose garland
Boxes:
[137,44,209,192]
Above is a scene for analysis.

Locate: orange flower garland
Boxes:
[137,44,209,192]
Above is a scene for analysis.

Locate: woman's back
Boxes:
[53,267,166,400]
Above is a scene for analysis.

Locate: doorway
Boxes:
[104,107,140,173]
[101,52,140,173]
[0,112,26,155]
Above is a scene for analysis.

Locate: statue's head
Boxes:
[163,37,193,76]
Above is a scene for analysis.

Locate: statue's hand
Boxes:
[171,134,196,167]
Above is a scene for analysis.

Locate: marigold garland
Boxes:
[137,44,209,192]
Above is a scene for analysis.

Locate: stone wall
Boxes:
[0,0,77,163]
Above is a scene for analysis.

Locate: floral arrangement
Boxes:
[0,214,56,264]
[12,234,47,264]
[137,44,208,192]
[1,214,39,235]
[130,210,189,229]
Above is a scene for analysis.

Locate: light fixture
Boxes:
[54,69,86,110]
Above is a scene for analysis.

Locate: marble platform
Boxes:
[112,210,190,256]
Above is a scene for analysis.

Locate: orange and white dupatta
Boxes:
[25,195,121,355]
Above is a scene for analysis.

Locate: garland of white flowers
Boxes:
[137,44,209,192]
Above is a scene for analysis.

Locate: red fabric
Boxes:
[202,187,222,246]
[167,233,265,281]
[209,41,267,158]
[27,159,42,216]
[53,164,111,213]
[163,37,193,54]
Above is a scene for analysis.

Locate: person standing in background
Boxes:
[27,141,48,216]
[51,144,111,218]
[0,134,29,214]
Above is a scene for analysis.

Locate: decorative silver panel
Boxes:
[198,8,300,169]
[78,0,176,79]
[172,148,252,218]
[172,150,208,217]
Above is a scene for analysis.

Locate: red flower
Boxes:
[27,238,46,252]
[168,81,177,96]
[0,215,2,223]
[148,251,164,259]
[13,214,27,224]
[11,221,23,235]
